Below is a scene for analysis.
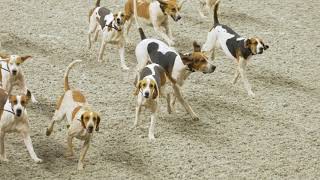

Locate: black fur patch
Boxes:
[98,7,111,29]
[147,42,177,75]
[222,25,252,59]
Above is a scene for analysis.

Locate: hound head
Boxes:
[3,55,32,76]
[181,41,216,74]
[158,0,186,22]
[80,111,101,133]
[244,37,269,55]
[9,90,31,118]
[113,11,126,30]
[136,78,158,99]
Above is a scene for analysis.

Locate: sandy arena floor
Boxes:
[0,0,319,179]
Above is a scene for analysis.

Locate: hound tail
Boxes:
[64,60,82,92]
[95,0,100,7]
[213,0,220,27]
[133,0,146,40]
[88,0,100,22]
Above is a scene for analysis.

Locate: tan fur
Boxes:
[72,106,82,120]
[72,90,86,103]
[0,88,8,118]
[125,0,150,19]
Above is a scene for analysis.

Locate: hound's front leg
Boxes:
[78,139,90,170]
[97,35,107,62]
[173,84,199,120]
[66,135,75,158]
[0,131,8,162]
[118,42,129,70]
[163,20,174,41]
[238,58,255,97]
[22,132,42,163]
[232,68,240,84]
[133,97,142,128]
[149,102,158,142]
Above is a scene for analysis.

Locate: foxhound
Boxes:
[135,28,216,120]
[202,0,269,97]
[133,63,166,141]
[0,53,37,103]
[46,60,101,170]
[124,0,186,46]
[88,0,129,70]
[0,88,42,163]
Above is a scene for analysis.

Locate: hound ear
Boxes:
[80,114,86,129]
[193,41,201,52]
[133,80,142,96]
[26,89,32,102]
[95,115,100,132]
[21,55,32,62]
[152,84,158,99]
[244,39,252,48]
[157,0,167,5]
[180,54,194,65]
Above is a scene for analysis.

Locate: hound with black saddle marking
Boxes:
[0,88,42,163]
[135,28,216,120]
[124,0,186,46]
[202,0,269,97]
[88,0,129,69]
[0,53,37,103]
[46,60,101,170]
[133,63,167,141]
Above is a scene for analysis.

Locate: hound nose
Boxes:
[211,65,216,72]
[16,109,22,117]
[12,70,17,75]
[259,47,264,52]
[144,92,149,98]
[117,18,121,24]
[177,15,181,21]
[88,126,94,133]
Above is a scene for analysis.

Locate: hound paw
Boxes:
[122,65,130,70]
[78,163,84,170]
[0,156,9,162]
[148,135,156,142]
[192,116,200,121]
[34,158,43,163]
[248,91,255,98]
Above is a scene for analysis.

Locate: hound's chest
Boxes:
[0,119,28,133]
[104,31,123,43]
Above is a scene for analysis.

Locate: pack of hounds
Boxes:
[0,0,269,170]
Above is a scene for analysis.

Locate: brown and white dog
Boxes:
[135,28,216,120]
[202,0,269,97]
[133,63,166,141]
[88,0,129,70]
[0,88,42,163]
[0,53,37,103]
[198,0,218,19]
[124,0,186,46]
[46,60,101,170]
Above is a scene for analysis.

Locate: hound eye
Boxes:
[13,100,17,104]
[16,63,20,66]
[142,83,146,87]
[93,117,96,121]
[150,84,154,88]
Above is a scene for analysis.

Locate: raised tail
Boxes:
[64,60,82,92]
[133,0,147,40]
[213,0,220,27]
[95,0,100,7]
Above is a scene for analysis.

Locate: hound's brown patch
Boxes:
[72,106,82,120]
[0,52,9,59]
[125,0,150,19]
[56,94,65,110]
[9,95,18,105]
[72,90,86,103]
[0,88,8,118]
[20,96,29,107]
[245,38,258,54]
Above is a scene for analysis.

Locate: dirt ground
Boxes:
[0,0,319,179]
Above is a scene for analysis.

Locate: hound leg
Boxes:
[46,107,65,136]
[198,0,207,18]
[238,58,255,97]
[153,23,174,46]
[118,41,129,70]
[78,139,90,170]
[232,67,240,84]
[166,92,176,114]
[163,21,174,41]
[22,131,42,163]
[202,30,217,60]
[172,84,199,120]
[97,35,107,62]
[0,131,8,162]
[133,96,142,128]
[93,28,99,42]
[88,22,98,49]
[125,18,133,43]
[149,102,157,142]
[66,135,75,158]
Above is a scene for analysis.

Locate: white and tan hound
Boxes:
[0,53,37,103]
[202,0,269,97]
[124,0,186,46]
[46,60,101,170]
[0,88,42,163]
[198,0,219,19]
[135,28,216,120]
[133,63,166,141]
[88,0,129,69]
